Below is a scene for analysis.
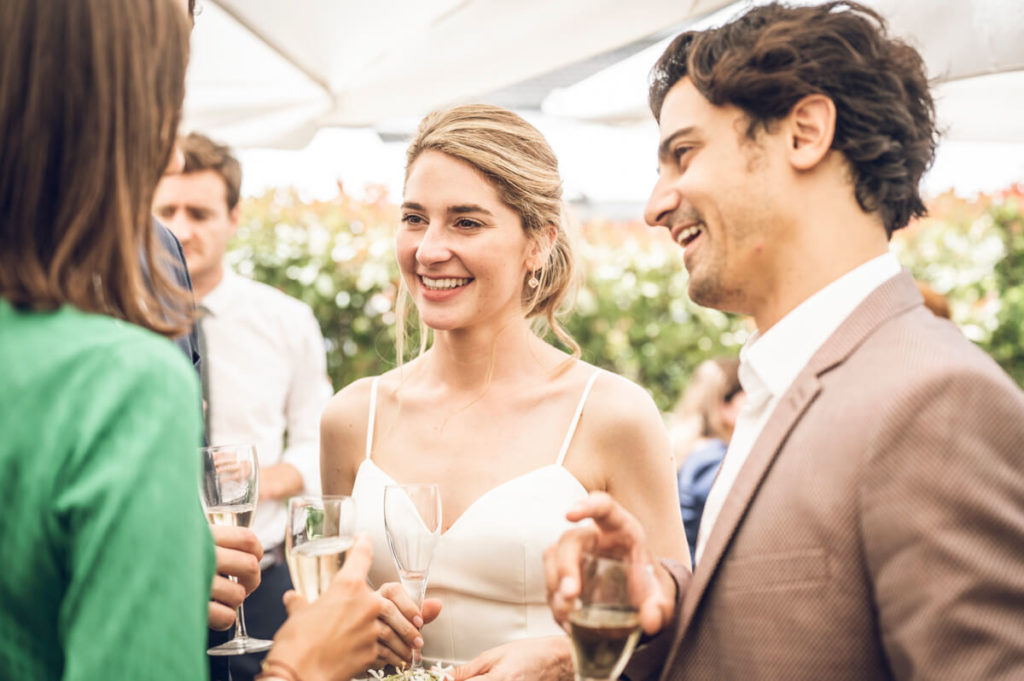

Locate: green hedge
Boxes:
[230,186,1024,411]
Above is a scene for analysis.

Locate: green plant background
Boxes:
[229,184,1024,412]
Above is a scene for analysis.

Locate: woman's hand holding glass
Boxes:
[269,534,385,681]
[285,495,357,602]
[382,483,442,670]
[370,582,443,669]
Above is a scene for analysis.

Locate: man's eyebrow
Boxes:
[400,202,424,211]
[658,126,698,162]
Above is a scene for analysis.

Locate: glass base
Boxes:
[207,635,274,656]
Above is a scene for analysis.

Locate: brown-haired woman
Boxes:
[321,104,689,680]
[0,1,216,678]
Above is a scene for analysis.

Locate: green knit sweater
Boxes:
[0,300,213,680]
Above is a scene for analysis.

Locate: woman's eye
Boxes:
[400,214,425,226]
[455,218,482,229]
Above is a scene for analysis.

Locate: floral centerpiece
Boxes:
[367,663,454,681]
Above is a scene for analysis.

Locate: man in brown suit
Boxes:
[544,2,1024,680]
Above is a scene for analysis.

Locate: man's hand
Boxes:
[543,492,676,636]
[208,524,262,630]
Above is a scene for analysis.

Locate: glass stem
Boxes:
[231,575,250,640]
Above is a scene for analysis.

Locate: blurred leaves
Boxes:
[228,184,1024,411]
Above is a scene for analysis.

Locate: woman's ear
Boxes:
[527,223,558,270]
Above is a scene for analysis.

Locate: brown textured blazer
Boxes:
[627,270,1024,681]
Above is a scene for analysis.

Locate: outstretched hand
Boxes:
[543,492,676,636]
[452,636,572,681]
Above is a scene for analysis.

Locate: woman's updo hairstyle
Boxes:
[399,104,580,359]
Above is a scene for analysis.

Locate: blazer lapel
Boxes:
[663,270,925,671]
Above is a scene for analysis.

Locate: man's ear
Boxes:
[527,223,558,270]
[229,205,241,235]
[787,94,836,171]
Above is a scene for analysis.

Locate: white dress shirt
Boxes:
[201,269,333,551]
[694,253,902,563]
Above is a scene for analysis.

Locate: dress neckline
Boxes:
[356,458,587,537]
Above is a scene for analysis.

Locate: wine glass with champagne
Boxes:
[198,444,273,655]
[285,495,357,601]
[568,553,644,681]
[383,483,441,670]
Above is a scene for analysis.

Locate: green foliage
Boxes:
[564,221,748,410]
[227,185,1024,410]
[229,187,402,392]
[892,186,1024,387]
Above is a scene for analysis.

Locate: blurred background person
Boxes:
[915,279,952,319]
[153,132,333,680]
[670,357,745,564]
[0,0,212,679]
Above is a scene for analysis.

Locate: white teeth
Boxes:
[675,225,702,245]
[421,276,471,290]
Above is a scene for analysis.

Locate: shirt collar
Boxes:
[740,252,902,400]
[199,267,238,318]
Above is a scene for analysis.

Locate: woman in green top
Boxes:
[0,2,212,679]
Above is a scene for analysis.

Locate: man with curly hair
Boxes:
[545,3,1024,680]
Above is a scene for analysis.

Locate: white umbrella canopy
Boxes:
[182,0,736,148]
[542,0,1024,143]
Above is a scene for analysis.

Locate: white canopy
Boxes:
[543,0,1024,143]
[184,0,734,148]
[183,0,1024,201]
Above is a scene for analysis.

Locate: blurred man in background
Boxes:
[154,131,333,680]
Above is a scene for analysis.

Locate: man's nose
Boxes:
[644,176,680,228]
[166,212,193,243]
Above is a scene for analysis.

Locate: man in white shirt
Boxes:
[544,3,1024,680]
[154,132,333,680]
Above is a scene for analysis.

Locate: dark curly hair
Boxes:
[649,1,936,237]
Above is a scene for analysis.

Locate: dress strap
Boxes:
[555,368,603,467]
[365,376,381,461]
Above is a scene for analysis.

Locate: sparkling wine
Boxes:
[569,605,641,680]
[287,536,353,601]
[205,505,254,528]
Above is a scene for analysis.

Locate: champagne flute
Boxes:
[285,495,357,602]
[383,484,441,669]
[199,444,274,656]
[568,553,644,681]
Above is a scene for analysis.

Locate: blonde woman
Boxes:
[321,105,688,680]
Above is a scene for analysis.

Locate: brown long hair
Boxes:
[649,1,936,237]
[0,0,192,337]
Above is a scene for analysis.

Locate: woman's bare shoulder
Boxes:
[577,364,666,436]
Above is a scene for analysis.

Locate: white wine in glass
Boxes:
[568,554,643,681]
[383,483,441,669]
[285,495,356,602]
[198,444,273,656]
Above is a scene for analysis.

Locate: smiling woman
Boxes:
[319,104,689,681]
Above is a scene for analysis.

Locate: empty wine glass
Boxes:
[285,495,357,602]
[198,444,273,656]
[383,483,441,669]
[568,553,644,681]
